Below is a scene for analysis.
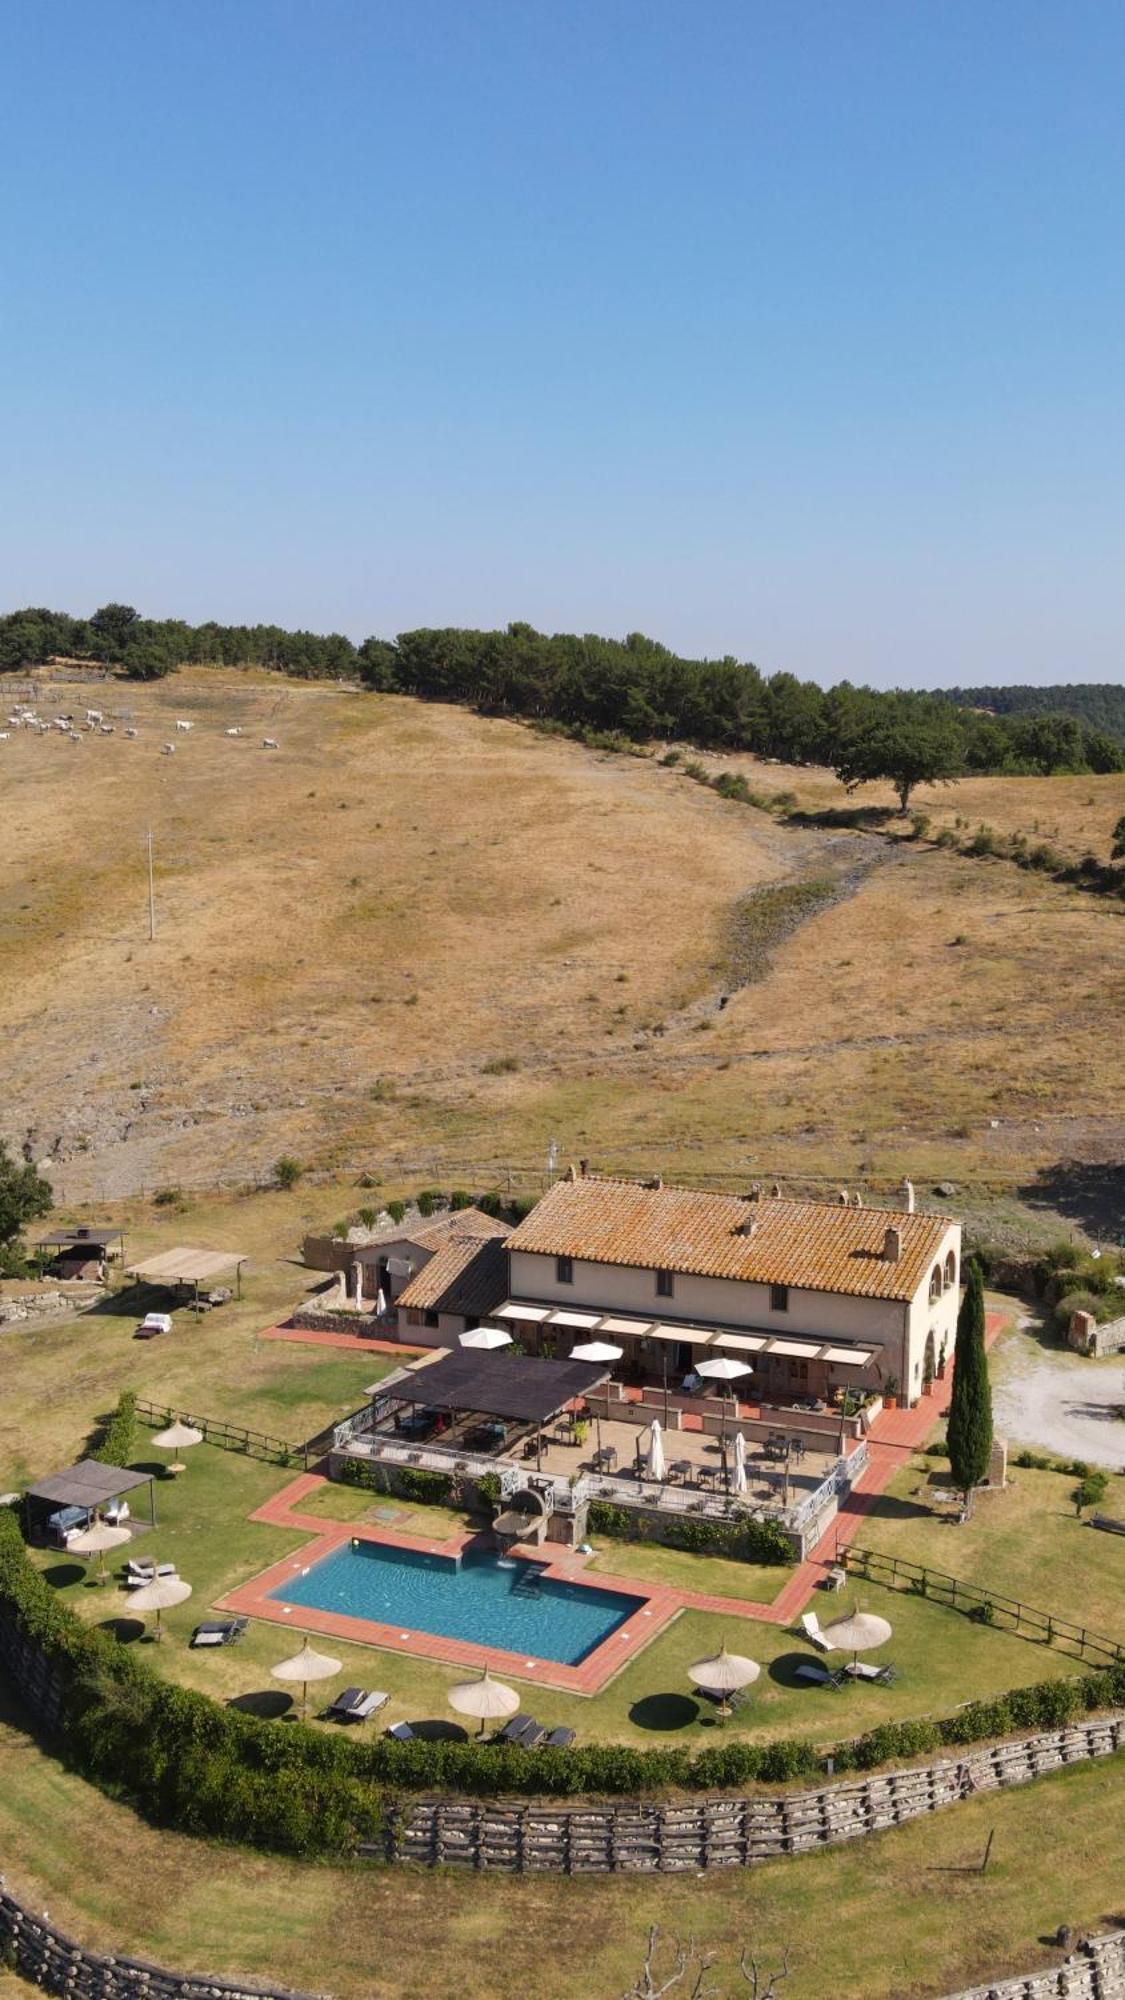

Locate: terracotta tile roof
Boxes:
[396,1232,511,1317]
[358,1207,507,1253]
[506,1177,955,1304]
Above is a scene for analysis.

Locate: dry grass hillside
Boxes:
[2,669,1122,1236]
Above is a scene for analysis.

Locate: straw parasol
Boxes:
[151,1419,204,1476]
[271,1638,342,1715]
[688,1642,761,1716]
[447,1669,520,1737]
[126,1573,192,1640]
[822,1607,893,1672]
[459,1326,513,1351]
[69,1520,131,1584]
[646,1418,666,1482]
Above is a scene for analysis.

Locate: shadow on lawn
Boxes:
[228,1690,293,1720]
[628,1693,700,1731]
[98,1616,146,1644]
[862,1491,941,1525]
[768,1652,834,1690]
[405,1720,469,1742]
[40,1563,85,1591]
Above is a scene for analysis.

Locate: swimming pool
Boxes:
[270,1541,637,1667]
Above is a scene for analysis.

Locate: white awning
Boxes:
[822,1345,878,1367]
[765,1337,825,1358]
[597,1316,655,1336]
[544,1309,602,1329]
[497,1303,551,1322]
[713,1333,767,1353]
[647,1324,718,1347]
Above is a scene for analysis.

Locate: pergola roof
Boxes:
[493,1303,878,1368]
[38,1226,124,1249]
[126,1247,247,1285]
[383,1351,611,1425]
[25,1460,155,1508]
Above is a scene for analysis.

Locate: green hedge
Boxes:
[1,1511,1122,1852]
[337,1458,453,1506]
[90,1389,137,1467]
[587,1499,793,1567]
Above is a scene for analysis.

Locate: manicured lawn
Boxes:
[588,1536,788,1605]
[35,1436,1089,1751]
[855,1454,1125,1643]
[0,1680,1121,2000]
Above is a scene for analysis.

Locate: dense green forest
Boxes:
[936,682,1125,743]
[2,603,1123,807]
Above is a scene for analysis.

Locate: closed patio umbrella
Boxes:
[646,1419,666,1482]
[459,1326,513,1351]
[822,1607,893,1673]
[69,1520,131,1584]
[688,1642,761,1716]
[448,1669,520,1737]
[733,1431,748,1496]
[271,1639,342,1716]
[126,1573,192,1641]
[152,1419,204,1476]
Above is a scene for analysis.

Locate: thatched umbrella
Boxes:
[447,1669,520,1738]
[271,1639,342,1716]
[69,1520,131,1584]
[822,1607,893,1673]
[688,1642,761,1716]
[151,1419,204,1476]
[126,1573,192,1640]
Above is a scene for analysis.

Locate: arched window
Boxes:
[928,1264,943,1304]
[944,1251,957,1290]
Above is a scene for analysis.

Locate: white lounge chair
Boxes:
[385,1720,415,1742]
[800,1611,834,1652]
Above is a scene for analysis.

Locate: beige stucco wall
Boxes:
[903,1223,962,1400]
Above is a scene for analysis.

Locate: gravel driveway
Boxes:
[992,1325,1125,1471]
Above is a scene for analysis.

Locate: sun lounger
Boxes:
[495,1712,537,1744]
[800,1611,833,1652]
[847,1660,897,1684]
[329,1687,389,1722]
[542,1726,576,1748]
[514,1720,548,1748]
[126,1560,177,1586]
[795,1661,843,1687]
[190,1618,248,1648]
[385,1721,415,1742]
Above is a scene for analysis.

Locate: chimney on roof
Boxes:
[884,1225,902,1264]
[579,1158,589,1178]
[565,1164,577,1182]
[734,1213,756,1238]
[853,1192,864,1208]
[646,1175,663,1190]
[902,1179,915,1213]
[771,1181,781,1198]
[838,1189,849,1205]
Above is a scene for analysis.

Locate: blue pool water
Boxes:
[270,1542,636,1666]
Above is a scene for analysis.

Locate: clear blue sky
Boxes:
[3,1,1123,688]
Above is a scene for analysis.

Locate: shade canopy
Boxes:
[696,1357,752,1384]
[126,1247,247,1286]
[69,1522,132,1557]
[569,1339,623,1364]
[271,1640,342,1683]
[688,1643,761,1693]
[127,1575,192,1613]
[458,1326,513,1352]
[26,1461,154,1511]
[448,1670,520,1726]
[384,1351,611,1426]
[151,1421,204,1451]
[822,1610,892,1654]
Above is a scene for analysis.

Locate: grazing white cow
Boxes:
[0,731,9,742]
[100,724,114,734]
[69,731,82,742]
[124,727,138,739]
[86,709,102,724]
[175,719,193,731]
[224,727,242,737]
[162,742,176,756]
[261,737,279,749]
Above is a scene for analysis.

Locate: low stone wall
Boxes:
[0,1878,321,2000]
[950,1929,1125,2000]
[287,1305,396,1338]
[0,1285,102,1329]
[375,1715,1124,1871]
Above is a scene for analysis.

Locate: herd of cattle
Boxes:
[0,704,280,753]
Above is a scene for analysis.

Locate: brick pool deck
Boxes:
[220,1309,1009,1691]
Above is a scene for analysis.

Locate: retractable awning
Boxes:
[489,1303,878,1368]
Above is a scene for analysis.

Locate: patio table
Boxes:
[669,1459,693,1485]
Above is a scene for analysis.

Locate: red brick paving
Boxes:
[222,1310,1011,1687]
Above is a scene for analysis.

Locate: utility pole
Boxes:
[146,828,156,940]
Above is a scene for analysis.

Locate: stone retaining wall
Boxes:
[375,1716,1124,1872]
[0,1285,103,1329]
[951,1929,1125,2000]
[0,1879,321,2000]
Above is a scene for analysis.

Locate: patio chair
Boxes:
[126,1560,177,1587]
[494,1712,537,1744]
[190,1618,248,1648]
[799,1611,833,1652]
[542,1726,576,1749]
[385,1721,415,1742]
[795,1661,844,1688]
[329,1687,389,1722]
[851,1661,898,1685]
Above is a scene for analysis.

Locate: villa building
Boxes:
[484,1174,959,1409]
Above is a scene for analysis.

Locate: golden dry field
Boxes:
[2,669,1123,1236]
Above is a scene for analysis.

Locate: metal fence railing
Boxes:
[844,1543,1125,1670]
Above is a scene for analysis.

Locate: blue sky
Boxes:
[2,1,1123,687]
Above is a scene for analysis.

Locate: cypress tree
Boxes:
[946,1259,993,1515]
